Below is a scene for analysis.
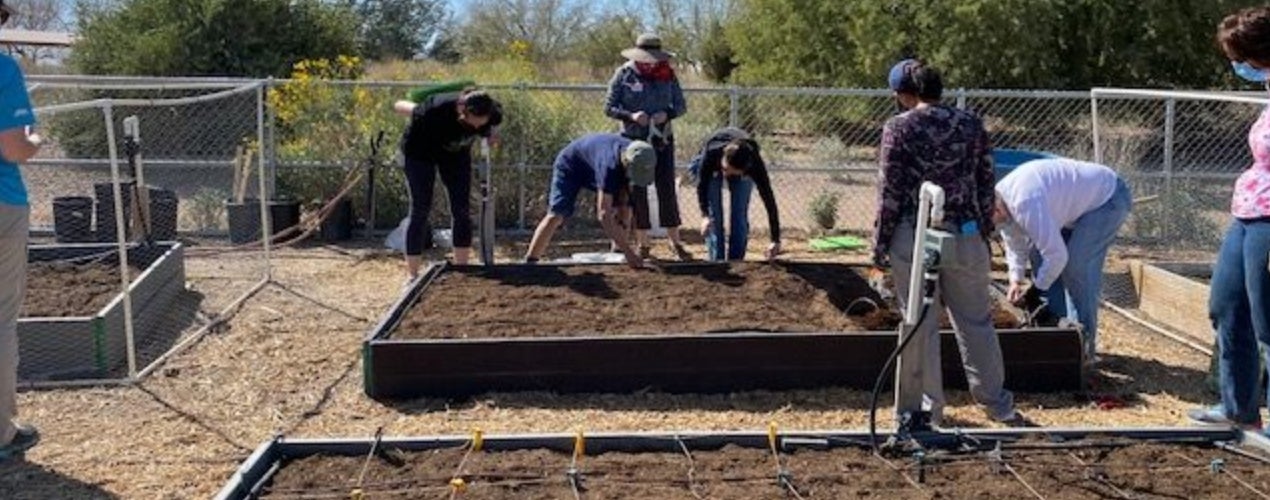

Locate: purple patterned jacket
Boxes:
[872,104,996,267]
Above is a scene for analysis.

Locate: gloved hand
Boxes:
[1020,284,1047,312]
[868,266,895,301]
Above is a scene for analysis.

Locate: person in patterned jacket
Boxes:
[872,58,1026,428]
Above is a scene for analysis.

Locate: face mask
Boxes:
[1233,61,1270,83]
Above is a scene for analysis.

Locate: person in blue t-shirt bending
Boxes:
[0,0,45,461]
[524,133,656,269]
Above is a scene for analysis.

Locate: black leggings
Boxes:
[404,154,472,255]
[632,136,682,230]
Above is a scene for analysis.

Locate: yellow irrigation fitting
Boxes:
[768,421,779,453]
[573,430,586,461]
[472,428,484,452]
[349,488,364,500]
[450,477,468,492]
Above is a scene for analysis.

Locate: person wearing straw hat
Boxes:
[605,33,690,261]
[524,133,657,269]
[0,0,45,461]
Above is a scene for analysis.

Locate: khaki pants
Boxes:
[889,223,1015,423]
[0,204,27,445]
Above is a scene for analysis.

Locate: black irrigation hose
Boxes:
[35,248,121,266]
[869,303,933,453]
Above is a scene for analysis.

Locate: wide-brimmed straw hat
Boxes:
[621,33,672,63]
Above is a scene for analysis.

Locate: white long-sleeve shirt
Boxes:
[996,158,1119,289]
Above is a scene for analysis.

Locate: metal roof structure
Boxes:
[0,29,73,47]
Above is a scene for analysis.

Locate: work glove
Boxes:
[868,266,895,301]
[1020,284,1047,312]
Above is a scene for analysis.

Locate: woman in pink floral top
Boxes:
[1189,6,1270,432]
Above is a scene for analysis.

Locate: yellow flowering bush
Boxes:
[268,56,413,225]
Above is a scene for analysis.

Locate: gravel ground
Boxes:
[0,240,1224,499]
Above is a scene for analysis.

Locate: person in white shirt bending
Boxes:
[992,158,1132,364]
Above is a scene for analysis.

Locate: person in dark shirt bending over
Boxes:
[690,127,781,261]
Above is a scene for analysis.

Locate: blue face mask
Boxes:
[1233,61,1270,83]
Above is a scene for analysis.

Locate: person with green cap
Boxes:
[524,133,657,269]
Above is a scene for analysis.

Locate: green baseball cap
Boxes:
[623,140,656,187]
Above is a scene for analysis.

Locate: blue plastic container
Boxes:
[992,149,1060,182]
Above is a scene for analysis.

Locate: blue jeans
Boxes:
[705,175,753,261]
[1031,179,1132,359]
[1211,218,1270,425]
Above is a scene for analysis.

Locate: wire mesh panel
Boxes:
[23,82,270,385]
[1090,89,1258,351]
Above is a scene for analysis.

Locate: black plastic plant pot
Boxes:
[225,199,301,245]
[362,262,1086,400]
[52,196,94,243]
[94,183,181,242]
[148,188,179,241]
[94,181,133,242]
[319,198,354,242]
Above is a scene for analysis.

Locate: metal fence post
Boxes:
[103,102,138,380]
[729,86,739,127]
[516,82,528,231]
[264,77,278,199]
[956,88,967,109]
[1163,97,1176,243]
[257,82,272,282]
[1090,91,1103,164]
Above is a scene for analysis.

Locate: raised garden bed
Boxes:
[1130,261,1213,345]
[364,262,1083,399]
[18,242,186,381]
[217,427,1270,500]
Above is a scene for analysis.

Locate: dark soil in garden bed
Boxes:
[393,263,1024,340]
[22,260,140,317]
[261,441,1270,499]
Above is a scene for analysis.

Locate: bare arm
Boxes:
[393,100,417,117]
[0,127,39,164]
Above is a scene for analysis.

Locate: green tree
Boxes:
[354,0,448,61]
[727,0,1250,90]
[71,0,358,77]
[698,19,736,83]
[726,0,857,86]
[458,0,591,62]
[573,14,642,75]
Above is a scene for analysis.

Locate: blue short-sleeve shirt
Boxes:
[0,55,35,206]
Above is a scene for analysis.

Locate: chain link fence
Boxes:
[14,76,1257,385]
[1088,89,1258,358]
[20,79,270,387]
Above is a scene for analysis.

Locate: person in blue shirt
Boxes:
[524,133,656,268]
[0,0,45,461]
